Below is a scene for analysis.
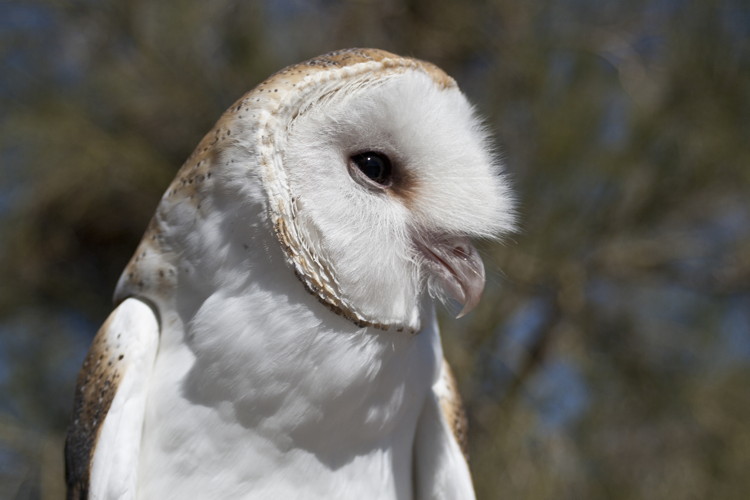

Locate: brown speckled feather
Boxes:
[65,314,127,499]
[65,298,158,499]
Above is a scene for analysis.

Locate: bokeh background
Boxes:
[2,0,749,498]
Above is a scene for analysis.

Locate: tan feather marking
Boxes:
[438,360,470,459]
[65,315,128,498]
[294,48,457,90]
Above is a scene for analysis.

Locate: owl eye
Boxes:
[350,152,393,187]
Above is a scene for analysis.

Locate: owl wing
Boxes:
[413,358,476,500]
[65,298,159,500]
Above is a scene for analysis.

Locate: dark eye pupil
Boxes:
[351,152,392,185]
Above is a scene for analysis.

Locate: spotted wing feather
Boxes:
[65,298,159,500]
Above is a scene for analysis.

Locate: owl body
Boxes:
[66,49,514,499]
[137,292,439,499]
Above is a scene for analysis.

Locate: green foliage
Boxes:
[1,0,749,498]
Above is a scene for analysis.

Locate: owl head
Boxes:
[116,49,515,334]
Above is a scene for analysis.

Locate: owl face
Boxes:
[260,53,514,333]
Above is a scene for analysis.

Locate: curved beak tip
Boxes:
[455,275,484,319]
[417,235,486,319]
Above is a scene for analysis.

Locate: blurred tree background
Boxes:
[1,0,749,498]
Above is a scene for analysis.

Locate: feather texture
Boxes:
[67,48,514,499]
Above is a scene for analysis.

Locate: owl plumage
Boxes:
[66,48,514,500]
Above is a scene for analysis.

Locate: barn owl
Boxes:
[65,48,514,499]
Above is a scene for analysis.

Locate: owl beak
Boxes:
[416,235,486,318]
